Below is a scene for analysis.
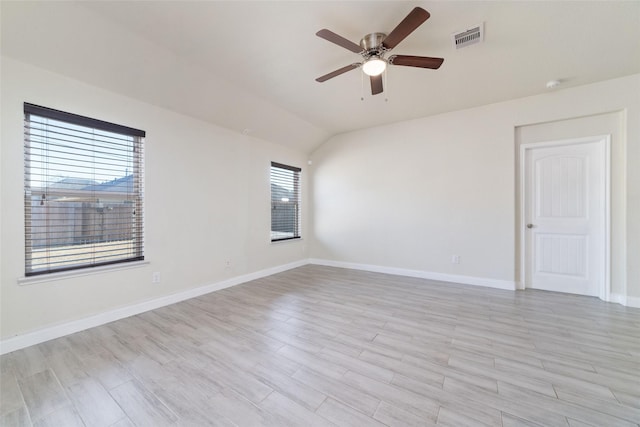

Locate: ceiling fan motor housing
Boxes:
[360,32,387,58]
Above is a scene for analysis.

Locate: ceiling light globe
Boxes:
[362,58,386,76]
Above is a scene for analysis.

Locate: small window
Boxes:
[23,103,145,276]
[270,162,301,241]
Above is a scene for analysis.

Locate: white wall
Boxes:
[2,58,638,346]
[310,74,640,303]
[0,57,308,341]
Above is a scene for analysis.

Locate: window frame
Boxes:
[23,103,145,276]
[270,161,302,242]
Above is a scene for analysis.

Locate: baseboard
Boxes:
[0,259,308,355]
[308,258,517,291]
[625,295,640,308]
[609,293,627,306]
[4,258,636,354]
[611,293,640,308]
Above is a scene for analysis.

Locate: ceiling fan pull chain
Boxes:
[385,68,389,102]
[360,68,365,101]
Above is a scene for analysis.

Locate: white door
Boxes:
[524,137,608,297]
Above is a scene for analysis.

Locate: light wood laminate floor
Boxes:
[1,265,639,426]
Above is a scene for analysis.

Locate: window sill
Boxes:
[17,260,150,286]
[271,237,303,245]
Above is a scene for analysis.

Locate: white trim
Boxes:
[309,258,517,291]
[609,293,627,306]
[603,138,612,302]
[518,135,612,302]
[0,259,308,355]
[625,296,640,309]
[270,237,304,245]
[4,257,635,355]
[18,260,150,286]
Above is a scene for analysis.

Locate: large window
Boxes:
[24,103,145,276]
[270,162,301,241]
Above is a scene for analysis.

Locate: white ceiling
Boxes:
[2,1,639,152]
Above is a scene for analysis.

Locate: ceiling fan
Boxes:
[315,7,444,95]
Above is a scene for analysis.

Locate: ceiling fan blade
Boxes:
[316,29,362,53]
[388,55,444,69]
[370,75,383,95]
[316,63,360,82]
[382,7,430,50]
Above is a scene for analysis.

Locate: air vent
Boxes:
[452,23,484,49]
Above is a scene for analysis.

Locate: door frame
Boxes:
[518,135,611,301]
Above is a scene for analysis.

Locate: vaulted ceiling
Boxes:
[2,1,639,152]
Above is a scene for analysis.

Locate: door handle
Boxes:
[527,224,536,229]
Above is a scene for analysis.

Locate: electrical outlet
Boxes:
[451,255,461,264]
[224,260,231,269]
[152,272,161,283]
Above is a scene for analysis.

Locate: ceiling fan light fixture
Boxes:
[362,57,386,76]
[315,7,442,95]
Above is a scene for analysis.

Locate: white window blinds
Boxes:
[270,162,301,241]
[24,103,145,276]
